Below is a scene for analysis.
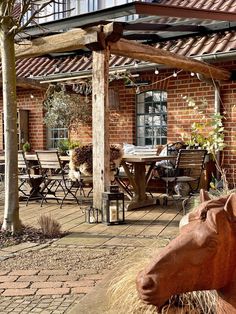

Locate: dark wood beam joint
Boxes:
[86,22,123,51]
[85,31,106,51]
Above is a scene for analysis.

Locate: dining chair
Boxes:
[18,150,43,205]
[35,150,80,208]
[161,149,207,214]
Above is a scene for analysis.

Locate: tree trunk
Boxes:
[0,21,21,232]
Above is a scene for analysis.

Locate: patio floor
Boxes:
[0,194,182,242]
[0,194,182,314]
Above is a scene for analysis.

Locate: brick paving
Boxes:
[0,200,181,313]
[0,264,104,313]
[0,236,112,314]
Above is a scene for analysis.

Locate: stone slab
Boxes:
[55,233,112,247]
[104,236,156,247]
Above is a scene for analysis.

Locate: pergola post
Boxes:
[92,47,110,209]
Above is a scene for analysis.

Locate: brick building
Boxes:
[0,0,236,185]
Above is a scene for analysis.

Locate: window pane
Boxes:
[137,103,144,114]
[137,127,145,137]
[47,127,68,149]
[153,116,161,126]
[137,116,144,126]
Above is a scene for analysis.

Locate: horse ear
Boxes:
[200,189,211,203]
[224,193,236,222]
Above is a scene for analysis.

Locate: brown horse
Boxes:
[136,190,236,313]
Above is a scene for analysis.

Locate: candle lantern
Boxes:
[102,192,125,225]
[85,206,99,224]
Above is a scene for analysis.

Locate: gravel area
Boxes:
[0,245,136,271]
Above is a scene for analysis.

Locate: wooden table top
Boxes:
[122,154,175,163]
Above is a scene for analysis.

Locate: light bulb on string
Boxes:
[190,72,195,77]
[173,71,177,78]
[155,68,159,75]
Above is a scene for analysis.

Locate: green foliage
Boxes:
[181,96,226,157]
[43,84,92,129]
[181,96,228,191]
[22,141,31,152]
[58,139,80,155]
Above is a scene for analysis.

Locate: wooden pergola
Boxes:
[11,2,236,209]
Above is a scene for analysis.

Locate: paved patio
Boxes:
[0,195,182,313]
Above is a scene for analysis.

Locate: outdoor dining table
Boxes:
[118,154,175,210]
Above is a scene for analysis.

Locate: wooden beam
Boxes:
[92,47,110,209]
[15,28,99,59]
[13,23,123,59]
[134,3,236,23]
[109,38,231,81]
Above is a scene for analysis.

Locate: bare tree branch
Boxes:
[17,0,56,34]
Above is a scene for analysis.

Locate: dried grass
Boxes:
[38,215,62,238]
[107,248,218,314]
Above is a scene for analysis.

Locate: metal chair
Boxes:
[35,150,80,208]
[161,149,207,214]
[18,150,43,205]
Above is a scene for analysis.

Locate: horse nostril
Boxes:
[141,276,156,290]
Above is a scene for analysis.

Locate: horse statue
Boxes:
[136,190,236,313]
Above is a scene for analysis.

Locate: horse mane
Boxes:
[189,194,230,223]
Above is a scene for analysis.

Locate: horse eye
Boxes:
[207,239,217,250]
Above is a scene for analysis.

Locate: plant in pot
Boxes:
[58,139,81,156]
[22,141,31,153]
[57,139,70,156]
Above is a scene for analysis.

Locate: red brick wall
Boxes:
[0,88,46,151]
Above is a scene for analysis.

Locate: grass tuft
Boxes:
[107,248,218,314]
[38,215,62,238]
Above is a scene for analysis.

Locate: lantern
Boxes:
[102,192,125,225]
[85,206,99,224]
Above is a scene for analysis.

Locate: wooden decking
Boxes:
[0,194,182,241]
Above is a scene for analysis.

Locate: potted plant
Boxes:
[58,139,81,156]
[57,139,70,156]
[22,141,31,153]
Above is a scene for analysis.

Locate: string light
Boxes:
[155,68,159,75]
[190,72,195,77]
[54,66,60,73]
[173,71,177,77]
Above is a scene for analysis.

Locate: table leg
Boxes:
[126,162,157,210]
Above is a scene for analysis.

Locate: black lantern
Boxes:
[102,192,125,225]
[85,206,99,224]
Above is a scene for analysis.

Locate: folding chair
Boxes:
[36,150,80,208]
[18,150,43,205]
[161,149,207,214]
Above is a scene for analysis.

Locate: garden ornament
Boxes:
[136,190,236,313]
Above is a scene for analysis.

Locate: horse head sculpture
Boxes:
[136,190,236,313]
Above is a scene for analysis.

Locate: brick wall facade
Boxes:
[0,60,236,186]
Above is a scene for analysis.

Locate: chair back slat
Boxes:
[36,150,62,170]
[18,150,28,170]
[175,149,207,178]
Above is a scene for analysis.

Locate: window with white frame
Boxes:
[22,0,141,24]
[136,91,167,147]
[47,127,68,149]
